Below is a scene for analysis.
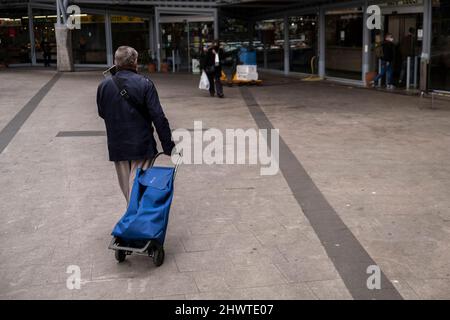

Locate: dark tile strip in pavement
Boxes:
[56,131,106,137]
[0,72,62,154]
[239,86,403,300]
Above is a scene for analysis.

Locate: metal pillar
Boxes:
[187,21,191,72]
[263,45,268,69]
[414,55,418,89]
[149,16,155,56]
[105,12,113,66]
[406,56,411,90]
[213,8,219,40]
[28,4,36,65]
[318,7,326,78]
[248,20,254,47]
[362,1,370,85]
[420,0,432,92]
[155,9,161,71]
[283,14,289,75]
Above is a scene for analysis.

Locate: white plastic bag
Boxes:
[199,71,210,90]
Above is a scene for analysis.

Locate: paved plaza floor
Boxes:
[1,68,450,299]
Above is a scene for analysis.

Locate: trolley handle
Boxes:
[150,151,182,180]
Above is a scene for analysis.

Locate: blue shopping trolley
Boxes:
[108,152,181,267]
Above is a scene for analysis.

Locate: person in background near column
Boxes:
[79,36,87,64]
[97,46,175,204]
[204,40,224,98]
[41,38,51,67]
[371,33,395,90]
[399,28,416,87]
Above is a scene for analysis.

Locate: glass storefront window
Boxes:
[289,15,318,74]
[431,0,450,91]
[326,8,363,80]
[0,9,31,64]
[112,15,150,64]
[31,10,57,65]
[72,14,106,64]
[255,19,284,71]
[160,20,214,72]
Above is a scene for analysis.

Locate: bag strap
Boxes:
[111,75,148,120]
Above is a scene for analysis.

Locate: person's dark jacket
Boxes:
[400,34,415,58]
[382,41,395,62]
[204,46,224,74]
[199,50,207,71]
[97,69,174,162]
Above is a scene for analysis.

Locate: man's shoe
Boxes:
[218,94,224,98]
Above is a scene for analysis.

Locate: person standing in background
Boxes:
[204,40,224,98]
[372,33,396,89]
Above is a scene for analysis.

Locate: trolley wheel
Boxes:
[115,249,126,263]
[152,246,165,267]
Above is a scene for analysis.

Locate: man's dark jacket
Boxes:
[204,46,225,74]
[97,69,174,162]
[382,41,395,62]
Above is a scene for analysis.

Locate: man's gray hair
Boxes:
[114,46,138,68]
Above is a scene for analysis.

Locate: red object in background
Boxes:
[8,27,16,38]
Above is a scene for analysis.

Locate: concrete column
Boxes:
[283,14,290,75]
[362,1,371,85]
[105,13,113,66]
[54,25,74,71]
[420,0,432,92]
[318,7,326,78]
[28,4,36,65]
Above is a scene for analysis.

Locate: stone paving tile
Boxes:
[306,279,353,300]
[174,251,235,272]
[221,264,287,289]
[134,273,199,298]
[275,257,341,283]
[0,283,74,300]
[236,283,316,300]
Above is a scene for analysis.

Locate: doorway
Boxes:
[384,13,423,87]
[158,13,215,72]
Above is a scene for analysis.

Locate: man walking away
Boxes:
[204,40,225,98]
[372,33,395,89]
[97,46,175,204]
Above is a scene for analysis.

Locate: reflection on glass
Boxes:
[431,0,450,90]
[32,10,57,65]
[255,19,284,71]
[326,8,363,80]
[112,16,149,65]
[160,21,213,71]
[72,14,106,64]
[289,15,318,74]
[0,13,30,64]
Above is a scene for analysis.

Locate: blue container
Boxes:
[239,48,257,65]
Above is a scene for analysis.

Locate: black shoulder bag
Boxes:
[111,75,148,120]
